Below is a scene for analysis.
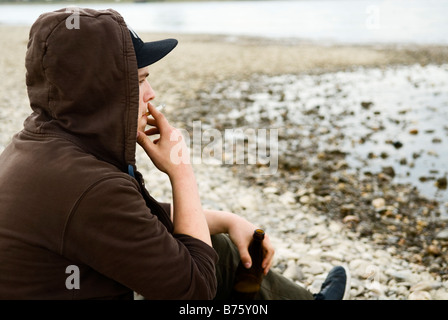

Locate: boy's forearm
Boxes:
[169,165,211,246]
[203,209,236,235]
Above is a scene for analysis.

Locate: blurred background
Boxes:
[1,0,448,45]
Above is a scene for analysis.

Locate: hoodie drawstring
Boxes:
[127,164,135,178]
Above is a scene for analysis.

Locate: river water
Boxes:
[1,0,448,45]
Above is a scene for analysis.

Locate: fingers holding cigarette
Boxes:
[141,102,170,138]
[144,103,165,117]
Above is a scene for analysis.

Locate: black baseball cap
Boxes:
[128,27,178,68]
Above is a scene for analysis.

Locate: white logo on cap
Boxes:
[127,25,139,39]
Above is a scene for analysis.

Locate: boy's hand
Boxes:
[228,216,275,275]
[137,103,190,177]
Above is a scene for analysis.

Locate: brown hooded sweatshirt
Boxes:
[0,8,217,300]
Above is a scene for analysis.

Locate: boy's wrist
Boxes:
[167,163,195,182]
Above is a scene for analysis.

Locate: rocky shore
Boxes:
[161,65,448,300]
[145,32,448,300]
[1,25,447,299]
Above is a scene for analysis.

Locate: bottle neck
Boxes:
[253,229,265,241]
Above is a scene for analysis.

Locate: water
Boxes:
[1,0,448,45]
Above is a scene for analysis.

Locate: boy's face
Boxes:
[137,67,155,133]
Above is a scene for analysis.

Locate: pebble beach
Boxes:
[1,24,448,300]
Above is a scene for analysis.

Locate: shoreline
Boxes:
[1,25,447,299]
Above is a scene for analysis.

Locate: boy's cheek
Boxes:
[137,117,146,132]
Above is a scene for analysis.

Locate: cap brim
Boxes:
[135,38,178,68]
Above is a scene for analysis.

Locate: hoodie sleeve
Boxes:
[157,202,172,220]
[61,175,218,300]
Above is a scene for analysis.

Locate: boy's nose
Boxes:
[144,82,156,102]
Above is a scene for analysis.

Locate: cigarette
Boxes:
[143,103,165,117]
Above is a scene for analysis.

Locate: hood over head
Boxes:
[25,8,139,173]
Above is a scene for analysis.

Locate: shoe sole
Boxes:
[341,265,351,300]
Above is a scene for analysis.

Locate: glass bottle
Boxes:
[231,229,265,299]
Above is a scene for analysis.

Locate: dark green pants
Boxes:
[211,234,314,300]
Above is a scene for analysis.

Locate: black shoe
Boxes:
[313,266,350,300]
